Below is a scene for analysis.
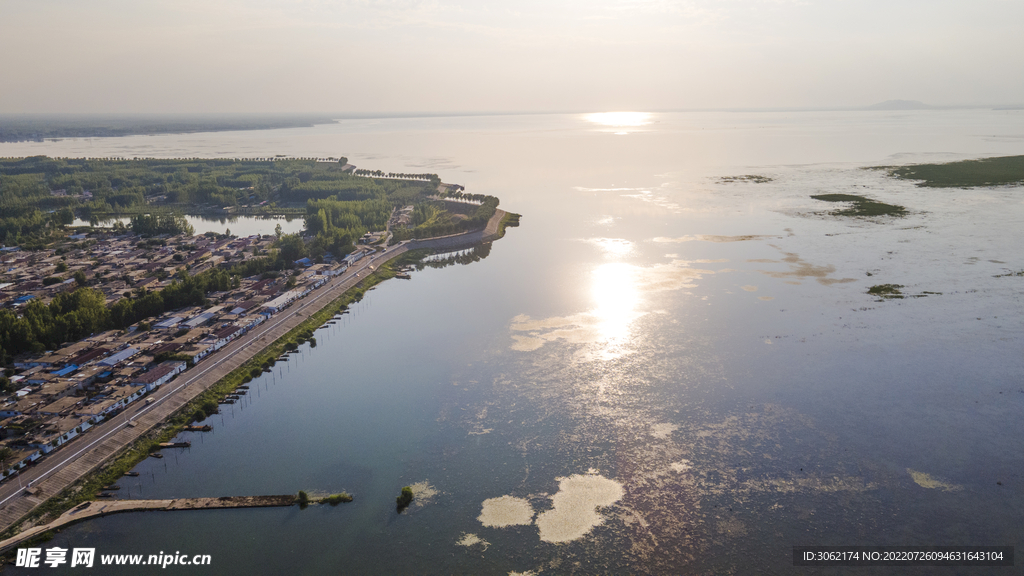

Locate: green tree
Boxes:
[396,486,414,510]
[275,234,306,262]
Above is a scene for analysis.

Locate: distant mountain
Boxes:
[864,100,934,111]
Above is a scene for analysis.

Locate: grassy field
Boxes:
[879,155,1024,188]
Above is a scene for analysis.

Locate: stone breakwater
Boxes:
[0,495,296,553]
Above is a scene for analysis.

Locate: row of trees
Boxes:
[353,169,438,182]
[130,213,195,236]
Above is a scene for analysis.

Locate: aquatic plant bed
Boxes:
[879,155,1024,188]
[811,194,906,217]
[720,175,773,183]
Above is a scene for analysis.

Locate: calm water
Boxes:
[70,214,304,237]
[4,110,1024,575]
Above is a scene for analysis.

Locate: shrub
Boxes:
[325,493,353,506]
[396,486,414,510]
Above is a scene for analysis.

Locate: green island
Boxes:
[810,194,907,217]
[0,156,518,544]
[877,155,1024,188]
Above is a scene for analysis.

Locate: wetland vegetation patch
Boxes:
[810,194,907,217]
[879,155,1024,188]
[477,495,535,527]
[719,175,773,184]
[534,473,624,544]
[867,284,904,299]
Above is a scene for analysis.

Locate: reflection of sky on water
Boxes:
[71,214,303,236]
[9,110,1024,575]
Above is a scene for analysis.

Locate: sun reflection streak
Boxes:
[591,263,643,356]
[510,260,716,359]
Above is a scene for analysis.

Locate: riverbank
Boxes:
[0,207,511,544]
[0,251,406,536]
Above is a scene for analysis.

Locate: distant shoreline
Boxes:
[4,105,1022,143]
[0,115,340,143]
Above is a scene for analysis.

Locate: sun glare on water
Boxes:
[585,111,652,128]
[591,262,642,349]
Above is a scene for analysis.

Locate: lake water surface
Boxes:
[3,110,1023,574]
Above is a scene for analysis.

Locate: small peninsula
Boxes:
[0,155,518,541]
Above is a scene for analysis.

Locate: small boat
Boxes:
[183,425,212,432]
[124,471,140,477]
[218,399,235,405]
[102,485,120,491]
[149,453,163,459]
[97,492,114,498]
[157,441,191,449]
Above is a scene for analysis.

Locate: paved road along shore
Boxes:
[0,209,507,535]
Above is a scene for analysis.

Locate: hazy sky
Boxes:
[2,0,1022,113]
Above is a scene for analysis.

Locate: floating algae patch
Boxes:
[407,480,438,507]
[478,495,535,527]
[810,194,906,217]
[880,155,1024,188]
[669,460,692,473]
[535,473,625,543]
[757,247,857,286]
[994,269,1024,278]
[456,533,490,550]
[719,175,773,184]
[907,469,962,492]
[649,423,678,439]
[867,284,904,299]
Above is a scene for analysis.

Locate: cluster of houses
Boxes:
[0,232,280,309]
[0,230,380,481]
